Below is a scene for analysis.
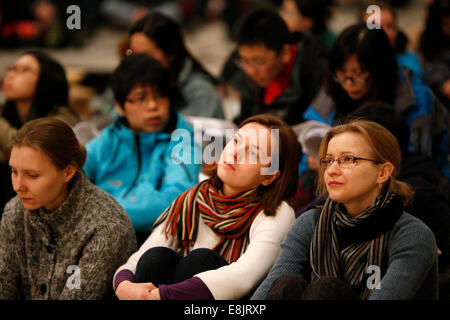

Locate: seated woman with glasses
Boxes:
[302,23,449,179]
[83,54,201,246]
[127,11,224,119]
[252,120,439,300]
[113,114,300,300]
[0,50,80,213]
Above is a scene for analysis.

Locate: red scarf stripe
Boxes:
[152,180,262,263]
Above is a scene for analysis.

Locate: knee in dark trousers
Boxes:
[135,246,181,285]
[173,248,228,283]
[266,274,309,300]
[301,277,359,300]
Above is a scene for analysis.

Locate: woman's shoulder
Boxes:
[71,178,135,246]
[77,175,131,224]
[1,196,26,228]
[293,207,320,231]
[390,211,437,249]
[252,202,300,230]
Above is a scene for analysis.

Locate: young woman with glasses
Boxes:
[302,23,449,179]
[252,120,439,300]
[0,50,80,213]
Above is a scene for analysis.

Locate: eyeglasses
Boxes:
[319,155,382,169]
[333,70,370,87]
[6,65,39,75]
[125,91,166,107]
[234,55,277,70]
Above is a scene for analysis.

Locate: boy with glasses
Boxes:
[220,8,327,125]
[84,54,201,245]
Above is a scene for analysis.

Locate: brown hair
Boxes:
[208,114,300,216]
[316,120,413,206]
[12,117,86,174]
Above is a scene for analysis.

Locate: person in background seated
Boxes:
[252,120,438,300]
[220,8,327,125]
[0,118,136,299]
[291,120,330,213]
[279,0,337,52]
[114,114,300,300]
[0,50,79,214]
[127,11,224,119]
[303,23,449,179]
[359,0,423,78]
[84,54,201,246]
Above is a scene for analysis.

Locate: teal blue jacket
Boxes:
[84,114,202,232]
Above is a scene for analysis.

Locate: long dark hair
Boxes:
[129,11,216,84]
[2,50,70,129]
[326,23,398,121]
[419,0,450,62]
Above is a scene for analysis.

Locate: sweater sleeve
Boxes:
[0,200,23,299]
[368,213,439,300]
[159,277,214,300]
[195,202,296,300]
[251,209,318,300]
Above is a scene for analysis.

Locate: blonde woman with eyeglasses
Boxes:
[252,120,439,300]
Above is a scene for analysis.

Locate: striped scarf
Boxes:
[310,192,403,299]
[153,179,262,263]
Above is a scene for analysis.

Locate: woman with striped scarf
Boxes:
[113,114,301,300]
[252,120,439,300]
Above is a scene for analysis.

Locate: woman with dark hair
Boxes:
[0,118,136,299]
[252,120,438,300]
[303,23,449,179]
[1,50,78,154]
[0,50,79,212]
[113,114,300,300]
[418,0,450,110]
[126,11,224,119]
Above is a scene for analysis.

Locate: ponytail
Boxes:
[389,179,414,206]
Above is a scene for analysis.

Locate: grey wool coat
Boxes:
[0,172,137,299]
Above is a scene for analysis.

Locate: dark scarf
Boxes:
[153,179,262,263]
[310,192,403,299]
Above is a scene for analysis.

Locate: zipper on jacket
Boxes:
[122,134,142,199]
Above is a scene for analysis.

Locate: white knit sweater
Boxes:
[114,201,295,299]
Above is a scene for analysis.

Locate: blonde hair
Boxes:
[316,120,414,206]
